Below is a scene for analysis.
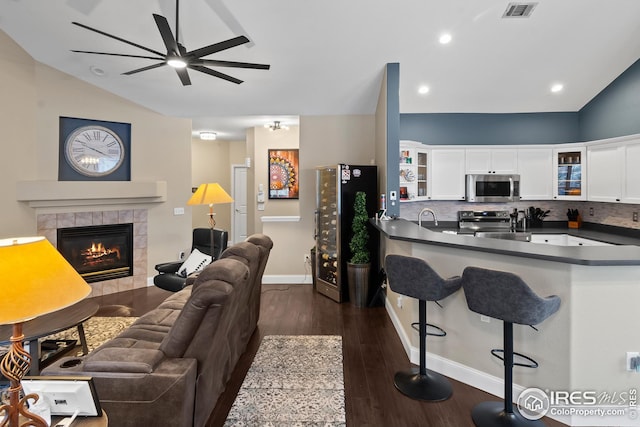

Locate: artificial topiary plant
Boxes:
[349,191,370,264]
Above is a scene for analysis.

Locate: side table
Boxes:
[0,299,99,375]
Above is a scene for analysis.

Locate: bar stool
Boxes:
[385,254,462,401]
[461,266,561,427]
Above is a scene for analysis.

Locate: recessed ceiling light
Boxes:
[551,83,564,93]
[418,86,430,95]
[89,66,105,77]
[199,132,217,140]
[439,33,452,44]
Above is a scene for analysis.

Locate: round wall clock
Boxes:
[59,117,131,181]
[64,125,125,177]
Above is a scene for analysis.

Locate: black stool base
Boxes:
[394,369,453,401]
[471,401,546,427]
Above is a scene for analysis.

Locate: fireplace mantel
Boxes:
[17,180,166,208]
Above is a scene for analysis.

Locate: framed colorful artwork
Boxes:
[268,149,299,199]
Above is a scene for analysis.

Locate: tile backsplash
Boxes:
[400,200,640,229]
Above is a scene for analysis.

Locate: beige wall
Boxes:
[0,30,193,285]
[262,115,376,277]
[2,28,381,285]
[190,137,238,231]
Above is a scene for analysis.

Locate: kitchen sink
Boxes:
[473,231,532,242]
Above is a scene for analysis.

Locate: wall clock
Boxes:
[59,117,131,181]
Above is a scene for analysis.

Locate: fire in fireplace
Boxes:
[57,223,133,283]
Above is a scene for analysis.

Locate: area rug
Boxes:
[224,335,345,427]
[41,316,139,353]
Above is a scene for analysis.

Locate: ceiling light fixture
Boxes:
[199,132,217,140]
[265,121,289,131]
[439,33,452,44]
[551,83,564,93]
[167,57,188,68]
[418,86,430,95]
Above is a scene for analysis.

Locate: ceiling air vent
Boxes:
[503,2,538,18]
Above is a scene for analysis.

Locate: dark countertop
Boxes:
[372,218,640,266]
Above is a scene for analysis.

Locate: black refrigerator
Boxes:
[315,164,378,303]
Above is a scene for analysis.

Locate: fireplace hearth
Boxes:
[57,223,133,283]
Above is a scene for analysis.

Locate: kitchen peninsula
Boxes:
[373,218,640,426]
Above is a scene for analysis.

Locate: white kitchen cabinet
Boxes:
[465,148,518,174]
[530,234,612,246]
[517,148,553,200]
[553,146,587,201]
[431,149,466,200]
[399,141,430,202]
[588,137,640,204]
[623,139,640,204]
[587,143,624,202]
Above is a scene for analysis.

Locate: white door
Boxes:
[232,165,248,244]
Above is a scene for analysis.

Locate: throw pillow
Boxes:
[177,248,212,278]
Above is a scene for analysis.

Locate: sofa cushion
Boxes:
[84,348,165,373]
[160,258,249,359]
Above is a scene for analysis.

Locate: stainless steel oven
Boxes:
[465,174,520,203]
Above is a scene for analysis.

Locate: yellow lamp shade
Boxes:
[0,236,91,325]
[187,183,233,206]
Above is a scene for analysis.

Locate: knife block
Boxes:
[568,217,582,229]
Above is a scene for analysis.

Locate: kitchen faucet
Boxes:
[418,208,438,227]
[517,210,528,231]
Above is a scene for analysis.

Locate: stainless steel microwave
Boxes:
[465,174,520,202]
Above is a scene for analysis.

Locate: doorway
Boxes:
[232,165,248,244]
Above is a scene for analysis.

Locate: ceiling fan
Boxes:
[70,0,270,86]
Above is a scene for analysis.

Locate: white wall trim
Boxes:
[260,216,301,222]
[262,274,312,284]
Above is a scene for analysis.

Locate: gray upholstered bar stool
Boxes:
[461,266,561,427]
[385,254,462,401]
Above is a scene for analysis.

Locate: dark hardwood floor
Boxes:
[93,284,565,427]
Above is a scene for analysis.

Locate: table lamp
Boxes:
[0,237,91,427]
[187,183,234,229]
[187,183,233,257]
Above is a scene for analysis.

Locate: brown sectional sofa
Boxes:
[42,234,273,427]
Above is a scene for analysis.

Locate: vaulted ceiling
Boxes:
[2,0,640,139]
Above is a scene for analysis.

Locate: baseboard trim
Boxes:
[262,274,312,285]
[147,275,313,286]
[384,297,573,426]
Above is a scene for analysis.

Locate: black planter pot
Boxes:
[347,262,371,308]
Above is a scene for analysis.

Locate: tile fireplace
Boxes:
[37,209,148,296]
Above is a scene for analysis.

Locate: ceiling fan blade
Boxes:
[196,59,270,70]
[153,13,180,56]
[71,50,164,61]
[187,36,250,59]
[189,65,243,84]
[72,22,165,57]
[175,67,192,86]
[122,62,167,75]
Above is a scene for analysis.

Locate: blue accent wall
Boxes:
[400,112,579,145]
[399,57,640,145]
[579,58,640,141]
[386,63,401,217]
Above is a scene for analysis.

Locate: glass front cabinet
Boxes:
[553,147,587,200]
[399,141,430,201]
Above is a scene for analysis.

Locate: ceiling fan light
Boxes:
[167,57,187,68]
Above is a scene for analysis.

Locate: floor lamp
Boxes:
[0,237,91,427]
[187,183,233,254]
